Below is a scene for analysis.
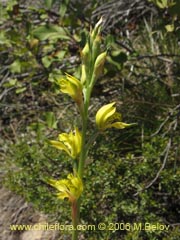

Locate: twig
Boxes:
[150,115,170,137]
[136,54,180,60]
[151,104,180,137]
[0,87,15,101]
[0,70,10,87]
[145,139,171,189]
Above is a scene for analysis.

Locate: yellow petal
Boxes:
[95,102,135,131]
[49,179,70,200]
[49,173,83,202]
[57,192,69,200]
[59,133,72,150]
[62,129,82,159]
[59,79,76,99]
[49,140,71,156]
[65,73,82,89]
[68,174,83,199]
[57,73,83,104]
[73,128,82,157]
[110,122,133,129]
[49,179,67,191]
[49,128,82,159]
[96,102,116,129]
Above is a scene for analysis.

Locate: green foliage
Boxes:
[32,25,70,41]
[3,130,179,239]
[148,0,180,34]
[149,0,176,9]
[44,0,56,9]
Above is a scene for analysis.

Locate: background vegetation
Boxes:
[0,0,180,239]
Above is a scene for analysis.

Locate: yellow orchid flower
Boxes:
[96,102,133,131]
[49,128,82,159]
[49,173,83,202]
[57,73,83,105]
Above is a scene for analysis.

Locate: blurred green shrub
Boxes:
[3,129,179,239]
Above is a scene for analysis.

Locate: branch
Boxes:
[136,54,180,60]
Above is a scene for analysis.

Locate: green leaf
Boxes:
[111,51,127,63]
[3,79,17,88]
[54,50,66,60]
[10,59,22,73]
[59,0,69,18]
[44,0,55,9]
[15,87,27,94]
[42,51,66,68]
[6,0,18,11]
[169,0,180,17]
[105,34,115,49]
[0,31,10,46]
[42,56,53,68]
[32,25,70,41]
[107,51,127,70]
[45,112,58,129]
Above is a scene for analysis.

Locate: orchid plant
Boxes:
[47,18,134,240]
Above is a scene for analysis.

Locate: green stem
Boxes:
[73,45,97,239]
[78,120,87,178]
[72,228,78,240]
[71,87,91,240]
[78,87,91,178]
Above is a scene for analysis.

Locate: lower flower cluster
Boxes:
[49,173,83,203]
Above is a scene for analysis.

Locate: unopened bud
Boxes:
[80,64,87,85]
[92,35,101,63]
[91,17,103,40]
[93,51,107,79]
[81,42,90,64]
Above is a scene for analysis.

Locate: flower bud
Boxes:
[81,42,90,65]
[80,64,87,85]
[93,51,107,80]
[92,35,101,63]
[91,17,103,40]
